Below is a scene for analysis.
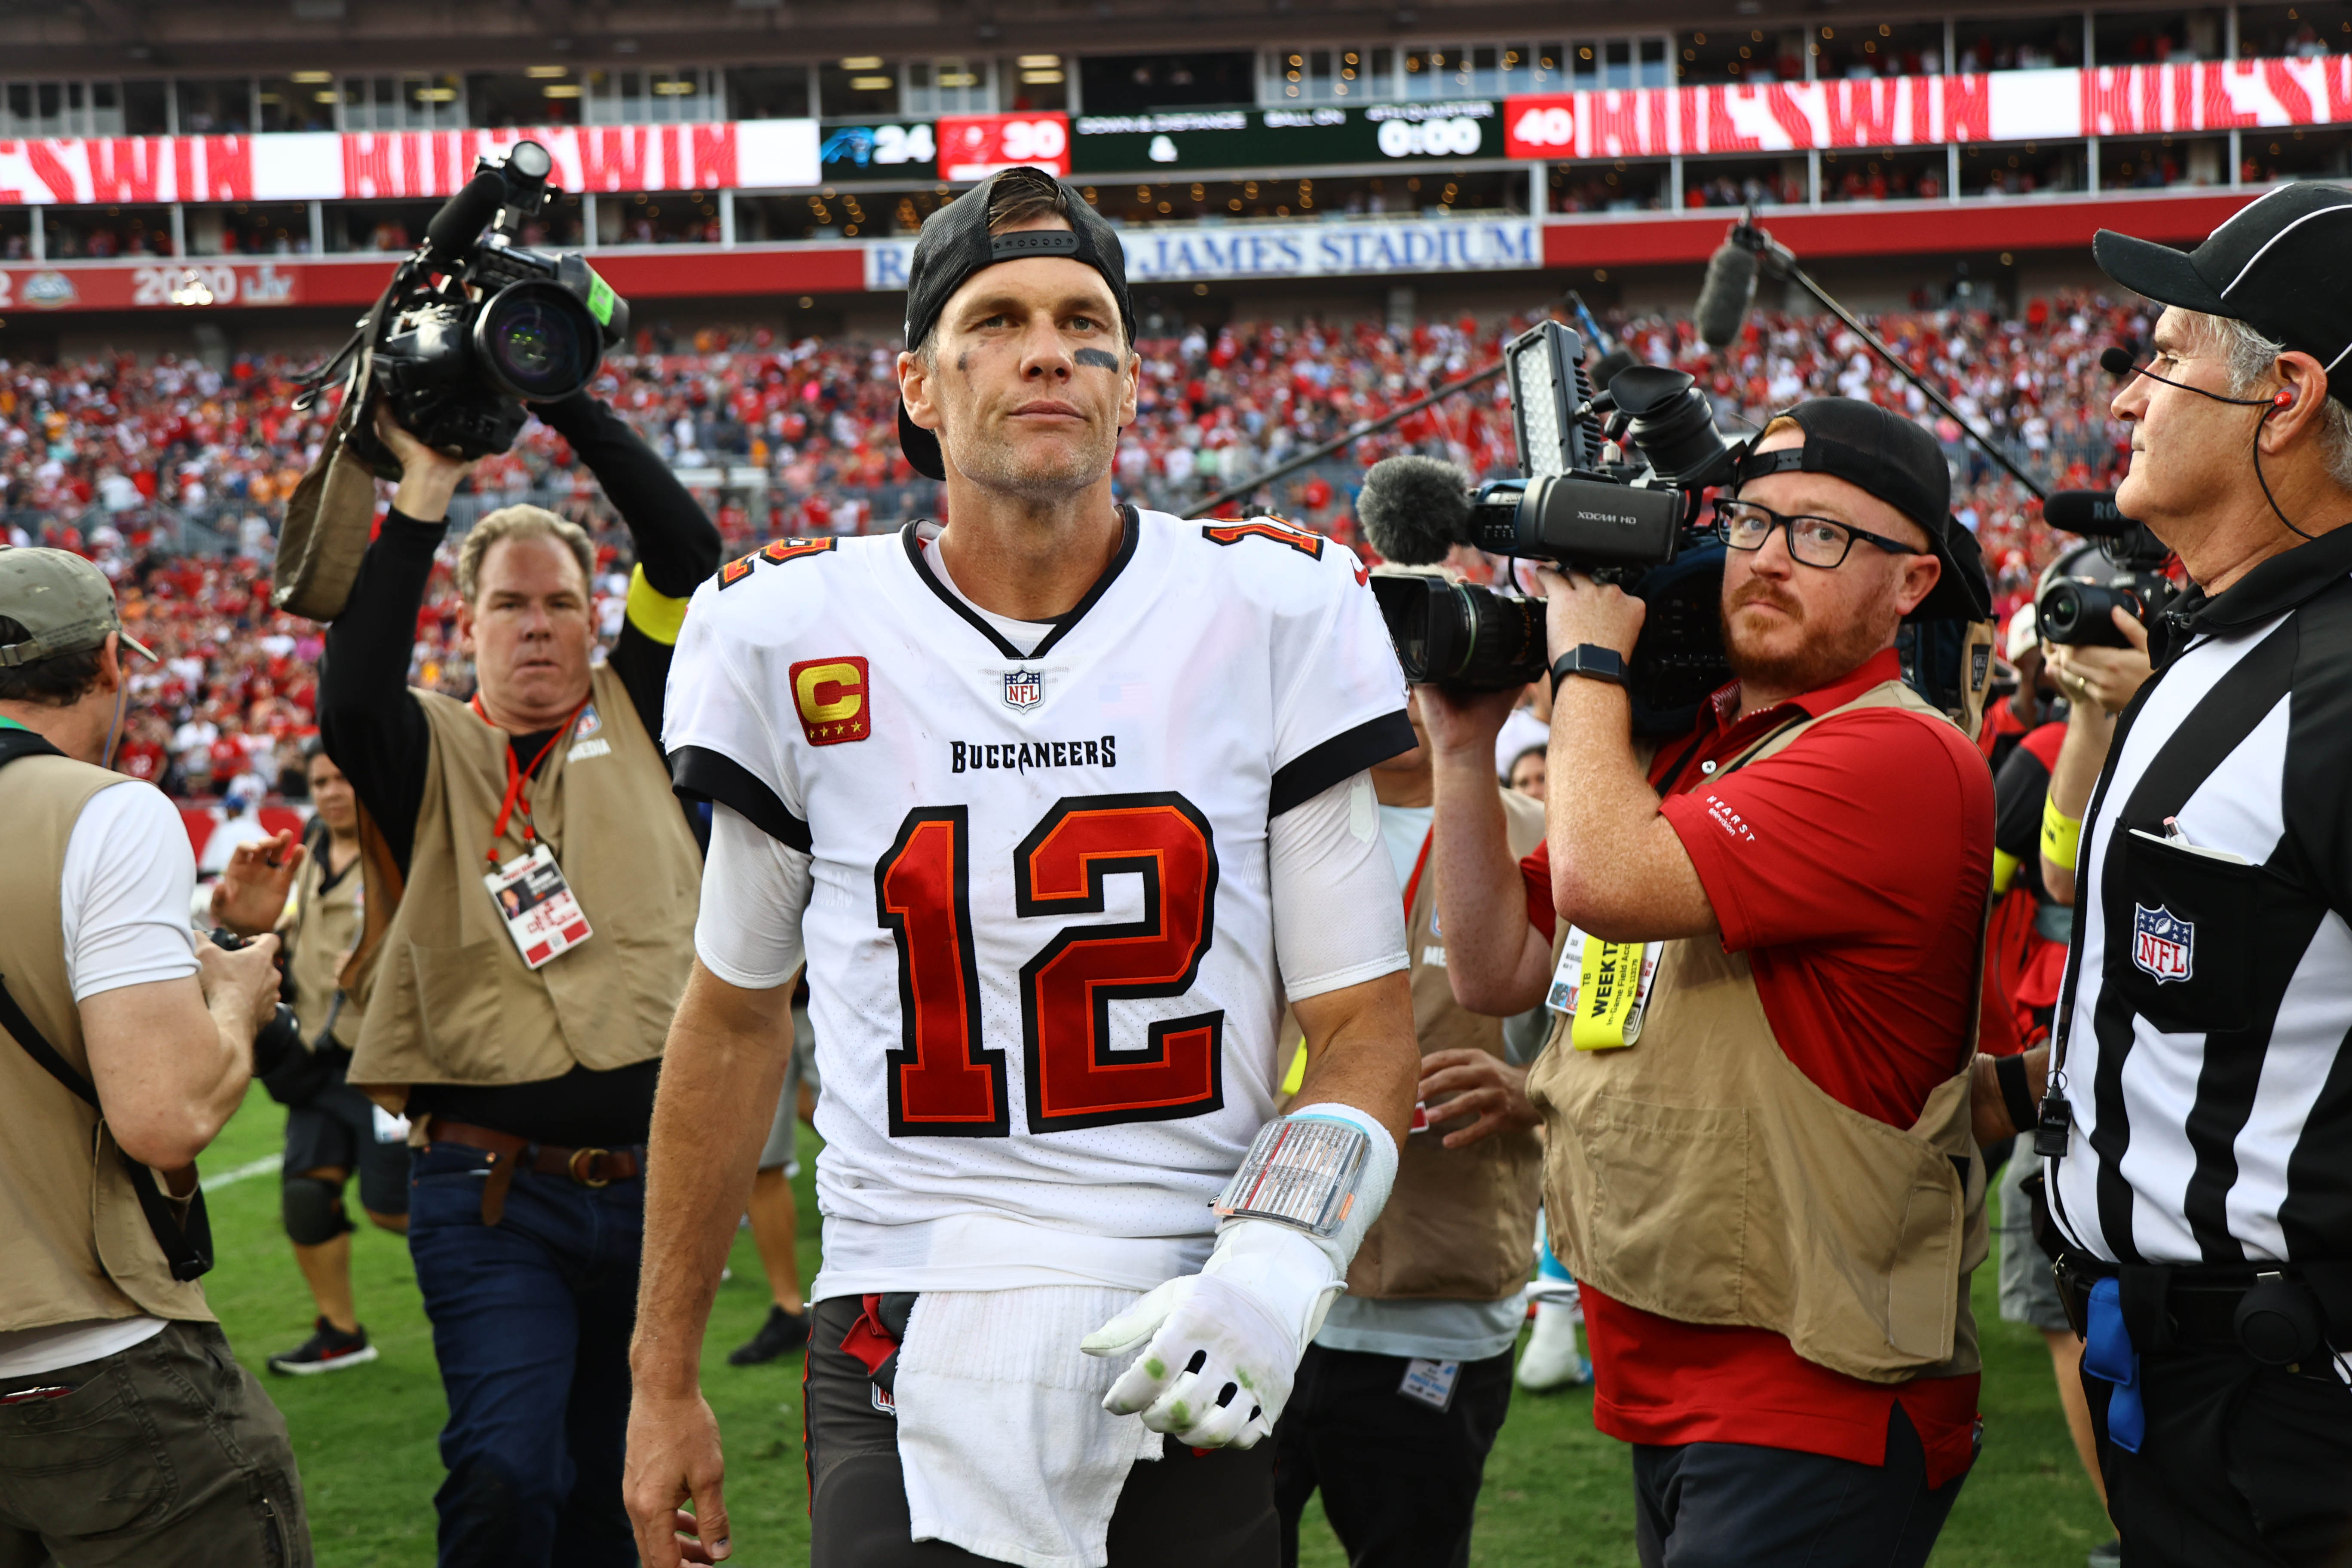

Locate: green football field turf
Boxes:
[195,1085,2114,1566]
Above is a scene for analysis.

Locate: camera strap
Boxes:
[0,974,214,1283]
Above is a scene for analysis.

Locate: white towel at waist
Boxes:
[894,1285,1164,1568]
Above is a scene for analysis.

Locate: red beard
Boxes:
[1719,581,1895,697]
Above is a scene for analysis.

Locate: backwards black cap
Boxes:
[1731,395,1992,623]
[895,166,1136,481]
[2094,181,2352,407]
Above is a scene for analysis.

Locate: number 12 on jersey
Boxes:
[874,792,1225,1137]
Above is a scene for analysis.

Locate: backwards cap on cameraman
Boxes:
[892,165,1137,482]
[1728,396,1994,625]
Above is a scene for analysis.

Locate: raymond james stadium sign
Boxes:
[864,215,1538,288]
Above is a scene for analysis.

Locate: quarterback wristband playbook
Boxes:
[1214,1102,1398,1274]
[2041,793,2085,870]
[1551,644,1628,692]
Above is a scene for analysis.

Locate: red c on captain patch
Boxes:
[790,656,871,746]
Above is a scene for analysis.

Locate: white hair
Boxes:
[2189,310,2352,490]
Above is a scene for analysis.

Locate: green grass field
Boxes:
[196,1085,2113,1566]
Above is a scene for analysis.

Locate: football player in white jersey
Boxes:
[623,166,1421,1568]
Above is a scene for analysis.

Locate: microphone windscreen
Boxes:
[1590,347,1640,396]
[2043,489,2136,536]
[424,171,510,266]
[1695,242,1759,350]
[2099,345,2137,377]
[1357,456,1473,566]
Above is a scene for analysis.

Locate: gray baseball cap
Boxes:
[0,547,156,668]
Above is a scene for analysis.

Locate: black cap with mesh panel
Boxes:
[2094,181,2352,408]
[894,167,1136,481]
[1729,396,1991,623]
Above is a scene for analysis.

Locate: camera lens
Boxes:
[2037,579,2139,648]
[472,280,601,403]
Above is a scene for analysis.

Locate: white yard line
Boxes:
[199,1155,283,1192]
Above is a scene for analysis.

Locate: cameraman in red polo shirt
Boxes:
[1419,398,1995,1568]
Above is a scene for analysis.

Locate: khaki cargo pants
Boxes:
[0,1321,311,1567]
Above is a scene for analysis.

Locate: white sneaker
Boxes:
[1517,1301,1592,1391]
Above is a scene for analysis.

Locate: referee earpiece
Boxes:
[2271,388,2297,413]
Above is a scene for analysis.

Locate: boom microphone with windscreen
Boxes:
[1696,239,1760,350]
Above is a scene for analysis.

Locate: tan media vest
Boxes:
[285,838,363,1049]
[0,753,214,1332]
[1525,680,1989,1385]
[348,662,700,1106]
[1330,788,1550,1303]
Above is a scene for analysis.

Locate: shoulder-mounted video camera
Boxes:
[1359,320,1737,736]
[331,140,630,474]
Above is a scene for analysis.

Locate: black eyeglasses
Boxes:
[1710,498,1924,570]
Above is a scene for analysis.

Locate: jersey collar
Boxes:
[2153,521,2352,665]
[898,505,1140,661]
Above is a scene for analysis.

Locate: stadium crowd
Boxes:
[0,289,2138,802]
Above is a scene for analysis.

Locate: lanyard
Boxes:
[474,694,591,869]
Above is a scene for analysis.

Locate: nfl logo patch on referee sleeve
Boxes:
[2132,903,2194,984]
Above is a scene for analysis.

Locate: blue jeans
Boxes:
[407,1142,645,1568]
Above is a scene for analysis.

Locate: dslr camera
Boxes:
[1359,320,1737,735]
[2036,502,2176,649]
[346,141,630,472]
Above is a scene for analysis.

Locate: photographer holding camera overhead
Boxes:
[1976,186,2352,1566]
[1410,389,1998,1568]
[0,548,312,1565]
[283,143,722,1568]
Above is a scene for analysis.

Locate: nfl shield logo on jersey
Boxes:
[1001,669,1045,710]
[2132,903,2194,984]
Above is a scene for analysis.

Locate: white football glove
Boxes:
[1080,1219,1335,1449]
[1080,1102,1399,1450]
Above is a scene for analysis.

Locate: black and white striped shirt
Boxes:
[2048,524,2352,1268]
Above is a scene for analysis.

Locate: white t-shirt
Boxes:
[668,509,1412,1300]
[0,778,199,1378]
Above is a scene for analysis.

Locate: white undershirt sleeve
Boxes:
[1269,771,1409,1003]
[695,800,814,990]
[61,781,200,1003]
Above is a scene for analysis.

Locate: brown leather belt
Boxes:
[424,1117,645,1226]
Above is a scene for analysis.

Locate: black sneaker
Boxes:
[267,1317,378,1376]
[2087,1540,2122,1568]
[728,1305,812,1366]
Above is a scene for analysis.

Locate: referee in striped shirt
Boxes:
[1997,184,2352,1566]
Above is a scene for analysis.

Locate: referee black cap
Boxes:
[896,166,1135,481]
[1731,397,1992,623]
[2093,181,2352,406]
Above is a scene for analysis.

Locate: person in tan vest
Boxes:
[213,740,412,1377]
[0,546,311,1567]
[309,394,719,1568]
[1420,399,1997,1568]
[1269,684,1547,1568]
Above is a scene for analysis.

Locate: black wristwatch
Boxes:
[1550,644,1629,691]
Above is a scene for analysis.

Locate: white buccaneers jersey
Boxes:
[665,507,1410,1297]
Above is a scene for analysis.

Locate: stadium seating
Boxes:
[1,294,2139,799]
